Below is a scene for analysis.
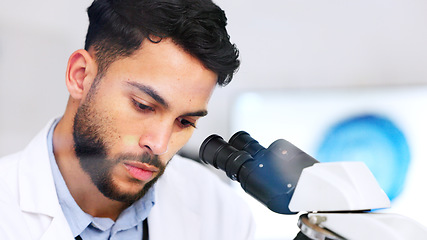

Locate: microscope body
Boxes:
[290,161,427,240]
[199,131,427,240]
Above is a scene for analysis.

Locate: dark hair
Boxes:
[85,0,239,86]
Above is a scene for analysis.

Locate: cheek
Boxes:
[174,128,195,148]
[162,129,195,159]
[119,134,140,150]
[102,110,143,153]
[98,118,125,154]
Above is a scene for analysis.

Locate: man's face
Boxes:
[73,38,217,204]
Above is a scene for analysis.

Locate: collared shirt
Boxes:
[47,119,155,239]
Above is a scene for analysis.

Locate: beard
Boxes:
[72,90,166,205]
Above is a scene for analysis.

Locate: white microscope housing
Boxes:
[199,131,427,240]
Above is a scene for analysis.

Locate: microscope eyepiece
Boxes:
[199,131,319,214]
[199,134,253,180]
[229,131,265,157]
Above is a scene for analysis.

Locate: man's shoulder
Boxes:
[162,154,232,194]
[166,154,217,178]
[156,154,249,213]
[0,151,23,217]
[0,119,54,202]
[0,151,22,165]
[0,151,22,182]
[151,154,256,239]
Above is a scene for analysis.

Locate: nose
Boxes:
[138,121,172,155]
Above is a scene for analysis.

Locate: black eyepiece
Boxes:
[229,131,265,157]
[199,131,319,215]
[199,134,253,180]
[199,134,227,168]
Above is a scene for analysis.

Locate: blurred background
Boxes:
[1,0,427,239]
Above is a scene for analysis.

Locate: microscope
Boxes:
[199,131,427,240]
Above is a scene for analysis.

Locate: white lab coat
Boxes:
[0,120,255,240]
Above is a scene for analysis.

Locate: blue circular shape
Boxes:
[316,114,410,201]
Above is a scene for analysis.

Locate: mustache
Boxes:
[113,152,163,168]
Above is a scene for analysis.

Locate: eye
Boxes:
[177,117,196,129]
[132,99,154,112]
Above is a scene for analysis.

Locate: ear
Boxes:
[65,49,97,100]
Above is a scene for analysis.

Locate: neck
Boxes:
[52,99,127,220]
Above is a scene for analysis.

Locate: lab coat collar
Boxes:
[18,119,74,239]
[16,119,203,239]
[18,119,63,217]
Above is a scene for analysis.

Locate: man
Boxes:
[0,0,255,239]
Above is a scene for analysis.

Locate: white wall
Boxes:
[2,0,427,156]
[1,1,427,239]
[0,0,427,155]
[186,0,427,154]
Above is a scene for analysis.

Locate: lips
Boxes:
[123,161,159,181]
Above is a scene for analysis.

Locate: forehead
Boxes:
[96,38,218,111]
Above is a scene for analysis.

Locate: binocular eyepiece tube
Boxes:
[199,132,258,181]
[199,131,318,214]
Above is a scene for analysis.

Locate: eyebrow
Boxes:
[125,81,209,118]
[126,81,169,108]
[182,110,208,117]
